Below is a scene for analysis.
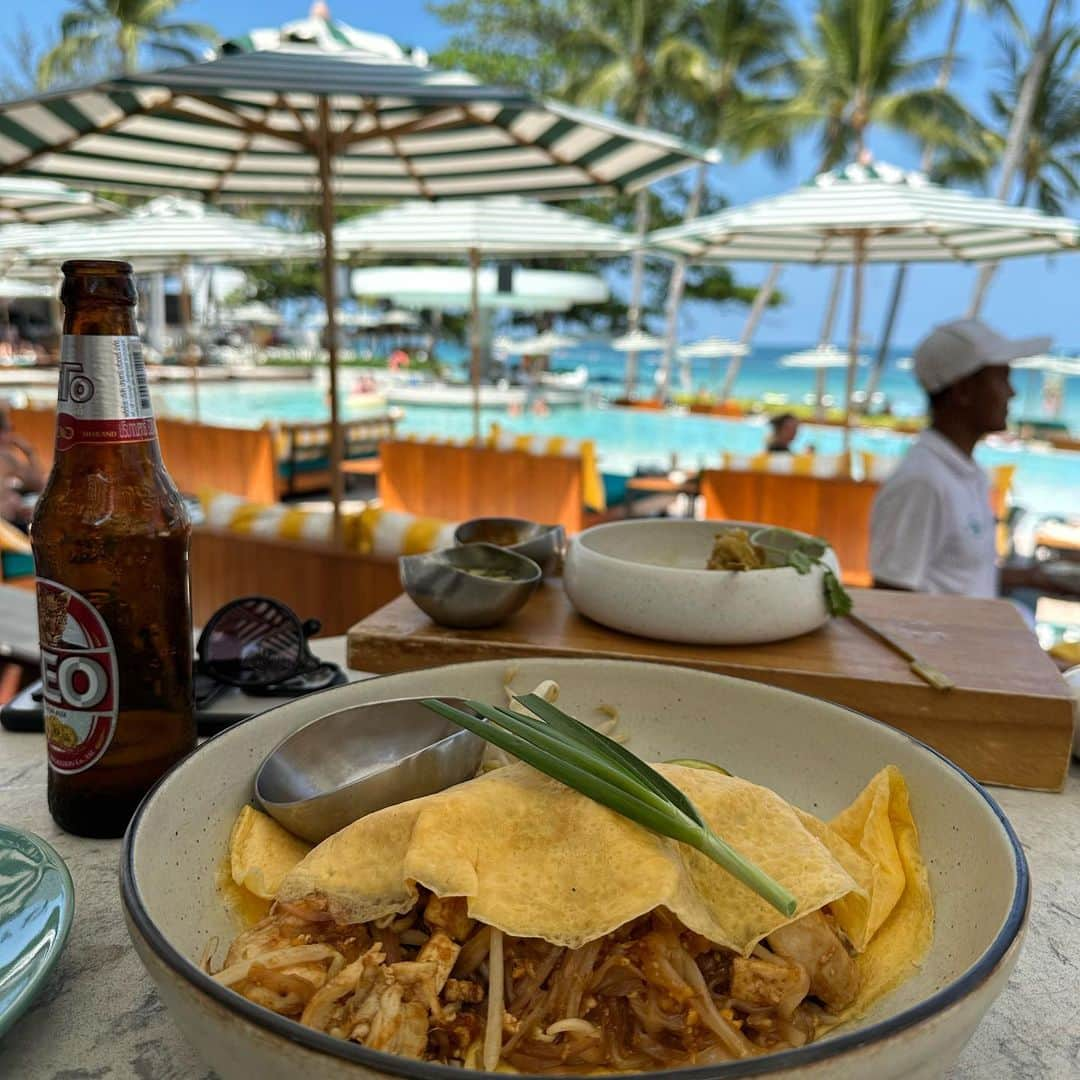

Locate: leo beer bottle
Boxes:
[31,260,195,838]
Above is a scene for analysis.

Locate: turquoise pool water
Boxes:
[151,380,1080,517]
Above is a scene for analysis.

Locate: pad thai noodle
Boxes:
[211,888,860,1071]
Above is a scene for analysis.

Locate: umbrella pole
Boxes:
[180,257,200,423]
[469,248,481,442]
[317,95,344,539]
[843,237,865,453]
[815,267,845,420]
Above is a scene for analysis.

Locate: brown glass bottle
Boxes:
[32,260,195,838]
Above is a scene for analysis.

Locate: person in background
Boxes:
[870,318,1076,601]
[0,405,46,529]
[766,412,798,453]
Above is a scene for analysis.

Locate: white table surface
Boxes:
[0,635,1077,1079]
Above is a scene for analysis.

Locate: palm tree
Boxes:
[988,25,1080,214]
[865,0,1019,408]
[763,0,987,412]
[656,0,796,399]
[39,0,216,85]
[555,0,701,395]
[968,0,1073,312]
[774,0,985,171]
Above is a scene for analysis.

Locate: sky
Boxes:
[1,0,1076,350]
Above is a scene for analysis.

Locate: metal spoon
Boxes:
[254,696,486,843]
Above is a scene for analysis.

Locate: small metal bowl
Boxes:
[454,517,566,576]
[254,696,485,843]
[399,542,541,628]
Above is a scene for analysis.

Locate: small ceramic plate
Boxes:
[0,825,74,1037]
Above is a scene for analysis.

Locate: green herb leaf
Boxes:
[750,526,851,616]
[787,550,814,575]
[516,693,707,829]
[823,570,853,617]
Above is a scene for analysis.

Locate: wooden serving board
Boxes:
[348,582,1075,792]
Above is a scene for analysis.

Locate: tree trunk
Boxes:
[969,0,1060,315]
[718,264,782,402]
[657,162,708,401]
[623,101,652,399]
[870,0,967,408]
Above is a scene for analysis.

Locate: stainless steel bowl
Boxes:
[399,542,541,628]
[254,696,485,843]
[454,517,566,576]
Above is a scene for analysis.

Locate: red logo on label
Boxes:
[37,579,119,774]
[55,412,156,452]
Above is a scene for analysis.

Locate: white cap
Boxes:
[914,318,1049,394]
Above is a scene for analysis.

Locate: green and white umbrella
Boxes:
[650,161,1079,263]
[333,196,633,433]
[0,11,709,521]
[18,196,316,273]
[649,161,1079,428]
[0,177,117,225]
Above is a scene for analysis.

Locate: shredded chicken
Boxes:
[766,910,860,1011]
[214,893,861,1072]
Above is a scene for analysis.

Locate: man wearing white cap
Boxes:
[870,318,1047,597]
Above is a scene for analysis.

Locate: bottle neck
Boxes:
[54,329,158,456]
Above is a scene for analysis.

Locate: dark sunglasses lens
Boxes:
[202,598,304,686]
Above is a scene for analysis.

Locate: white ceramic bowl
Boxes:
[122,659,1028,1080]
[564,519,839,644]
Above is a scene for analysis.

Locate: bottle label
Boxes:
[56,335,155,453]
[37,579,119,775]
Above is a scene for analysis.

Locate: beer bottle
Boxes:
[32,260,195,838]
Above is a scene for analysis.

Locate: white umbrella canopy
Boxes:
[611,329,666,353]
[18,196,316,272]
[1012,354,1080,376]
[0,11,710,522]
[0,177,118,225]
[497,331,577,356]
[676,336,749,359]
[651,160,1080,433]
[780,346,866,369]
[351,265,608,312]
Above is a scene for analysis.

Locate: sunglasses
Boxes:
[194,596,346,709]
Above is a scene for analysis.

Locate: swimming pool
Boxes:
[150,379,1080,517]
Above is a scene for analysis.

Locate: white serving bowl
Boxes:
[122,659,1028,1080]
[564,519,838,644]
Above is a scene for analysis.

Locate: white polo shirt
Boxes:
[870,429,998,598]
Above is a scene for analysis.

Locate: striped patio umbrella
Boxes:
[333,196,633,432]
[18,196,316,273]
[649,161,1079,431]
[0,177,117,225]
[0,11,709,521]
